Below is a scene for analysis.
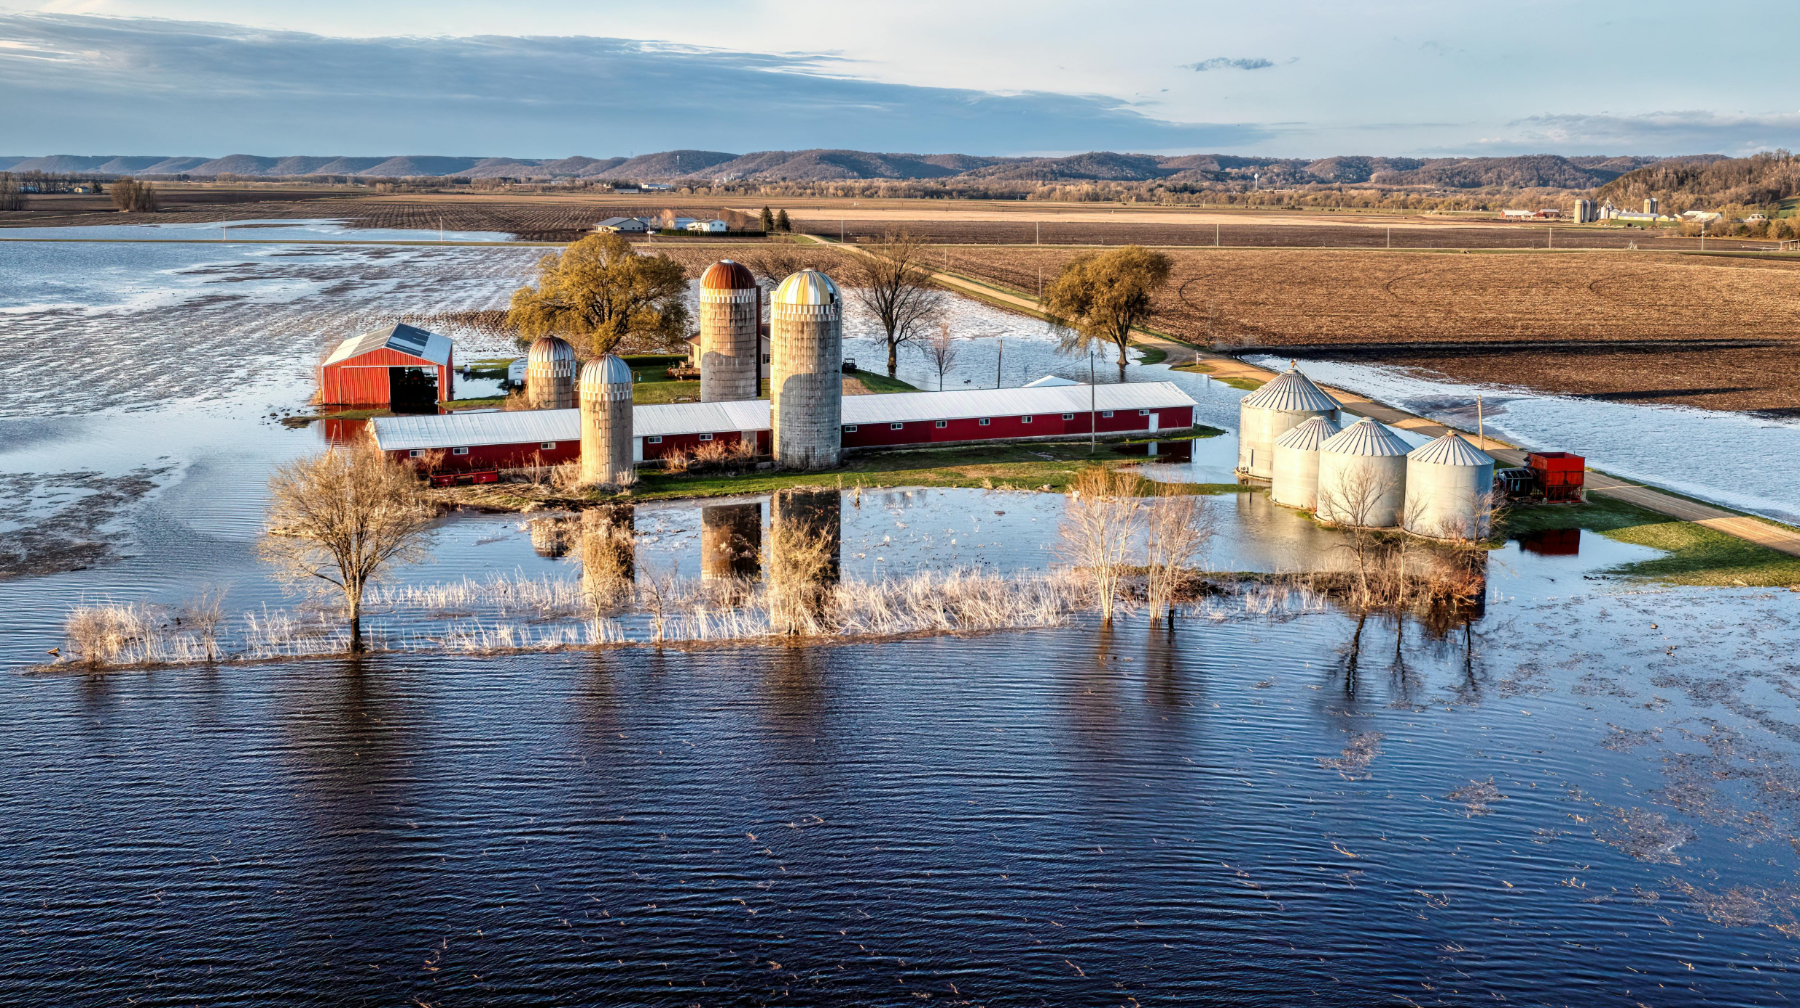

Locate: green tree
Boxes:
[1040,245,1172,380]
[775,209,792,232]
[507,232,690,357]
[760,206,775,232]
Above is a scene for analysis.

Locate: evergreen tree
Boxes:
[759,206,775,232]
[775,209,791,232]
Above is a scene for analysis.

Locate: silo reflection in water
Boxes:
[769,488,841,631]
[700,502,763,582]
[529,516,572,558]
[579,504,637,610]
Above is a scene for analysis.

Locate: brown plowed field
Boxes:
[946,247,1800,415]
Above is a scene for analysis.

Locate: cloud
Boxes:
[1182,57,1276,72]
[0,13,1273,156]
[1490,110,1800,155]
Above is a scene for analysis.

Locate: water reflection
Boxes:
[1517,527,1582,556]
[700,502,763,582]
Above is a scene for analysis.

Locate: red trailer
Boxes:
[319,323,455,409]
[1527,451,1585,503]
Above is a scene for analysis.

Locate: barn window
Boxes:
[699,433,714,441]
[890,422,904,430]
[1138,409,1149,416]
[844,425,858,432]
[1020,415,1032,423]
[978,418,991,426]
[1062,413,1074,420]
[1101,410,1114,418]
[540,441,557,449]
[647,435,663,444]
[452,447,469,455]
[935,420,947,428]
[762,353,771,363]
[408,449,425,458]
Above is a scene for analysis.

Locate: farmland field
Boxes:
[943,246,1800,415]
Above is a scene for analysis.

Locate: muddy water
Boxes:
[6,232,1800,1003]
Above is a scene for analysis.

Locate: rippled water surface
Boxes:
[4,235,1800,1004]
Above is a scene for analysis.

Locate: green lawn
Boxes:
[1498,495,1800,587]
[1133,345,1168,366]
[846,368,920,393]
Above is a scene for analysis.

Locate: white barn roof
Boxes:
[371,381,1197,453]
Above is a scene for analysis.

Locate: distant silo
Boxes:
[1644,197,1660,216]
[579,354,634,488]
[1315,417,1411,528]
[699,260,762,402]
[526,335,577,409]
[1403,432,1496,540]
[1270,414,1343,510]
[769,269,843,470]
[1237,366,1341,479]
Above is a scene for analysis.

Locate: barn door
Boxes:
[389,367,439,413]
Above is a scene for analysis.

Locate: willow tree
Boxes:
[507,232,689,357]
[1041,245,1172,379]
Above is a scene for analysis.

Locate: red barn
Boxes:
[319,323,455,409]
[369,381,1198,472]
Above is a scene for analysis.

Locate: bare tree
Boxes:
[846,232,944,377]
[109,178,159,213]
[0,173,23,212]
[259,444,439,651]
[1056,467,1145,625]
[1315,463,1402,596]
[1143,490,1218,622]
[916,321,963,391]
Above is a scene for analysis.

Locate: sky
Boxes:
[3,0,1798,158]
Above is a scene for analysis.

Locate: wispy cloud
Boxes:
[1489,110,1800,155]
[1182,57,1277,72]
[0,13,1272,156]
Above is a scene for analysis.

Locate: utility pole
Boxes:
[1036,221,1040,244]
[1215,223,1220,247]
[839,219,844,243]
[996,338,1003,388]
[1476,395,1485,451]
[1037,266,1042,298]
[1089,351,1097,453]
[1548,226,1553,250]
[1386,226,1391,249]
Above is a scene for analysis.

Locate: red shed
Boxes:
[319,323,455,409]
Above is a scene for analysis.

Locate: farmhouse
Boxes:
[369,380,1198,471]
[593,217,650,233]
[318,322,455,409]
[686,219,731,233]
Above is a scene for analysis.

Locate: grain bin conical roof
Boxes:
[1408,431,1494,466]
[1240,368,1341,413]
[1320,416,1411,457]
[1274,414,1342,451]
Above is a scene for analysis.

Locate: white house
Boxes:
[594,217,650,233]
[685,219,731,233]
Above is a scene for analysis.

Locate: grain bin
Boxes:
[1270,414,1343,509]
[1237,367,1341,479]
[769,269,843,470]
[699,260,762,402]
[1404,433,1496,540]
[525,335,577,410]
[578,354,634,488]
[1315,417,1411,528]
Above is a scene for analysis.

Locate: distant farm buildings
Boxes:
[594,217,650,233]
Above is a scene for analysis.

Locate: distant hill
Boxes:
[1596,153,1794,206]
[2,150,1735,191]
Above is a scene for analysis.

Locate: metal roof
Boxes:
[372,382,1198,452]
[1319,416,1412,457]
[773,269,839,306]
[700,259,757,290]
[527,335,575,364]
[1408,432,1495,467]
[323,322,453,367]
[1239,368,1340,413]
[578,355,633,392]
[1273,414,1342,451]
[1023,374,1080,387]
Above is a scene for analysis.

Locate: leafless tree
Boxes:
[845,232,944,377]
[1143,490,1217,621]
[259,443,439,651]
[0,174,23,212]
[1316,464,1402,595]
[1056,467,1145,625]
[916,321,963,391]
[109,178,159,213]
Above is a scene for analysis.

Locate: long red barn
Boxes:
[369,381,1198,471]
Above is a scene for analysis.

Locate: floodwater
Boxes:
[3,231,1800,1003]
[1258,356,1800,525]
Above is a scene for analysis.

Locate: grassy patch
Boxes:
[1133,345,1168,366]
[631,378,703,405]
[845,368,920,393]
[1498,495,1800,587]
[441,397,508,410]
[1170,361,1264,391]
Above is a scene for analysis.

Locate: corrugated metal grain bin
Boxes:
[1403,432,1497,540]
[1315,417,1411,528]
[1236,367,1341,480]
[1270,414,1342,510]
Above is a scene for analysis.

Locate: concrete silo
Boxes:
[1270,414,1343,510]
[1237,367,1341,479]
[1403,432,1496,540]
[1315,417,1411,528]
[579,354,634,488]
[699,260,762,402]
[525,335,577,410]
[769,269,843,470]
